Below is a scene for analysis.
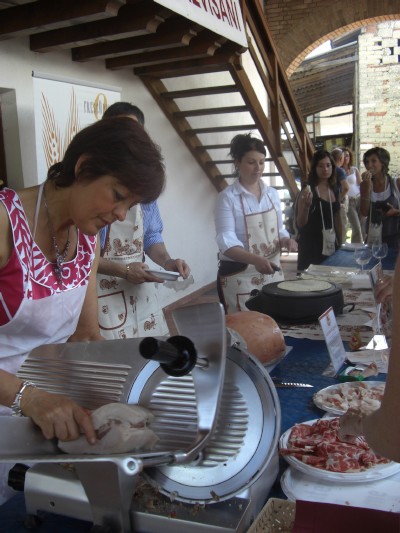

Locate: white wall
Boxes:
[0,37,219,307]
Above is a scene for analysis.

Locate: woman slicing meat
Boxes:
[295,150,342,271]
[0,117,165,503]
[214,133,297,314]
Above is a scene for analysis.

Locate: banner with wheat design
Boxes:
[33,73,120,182]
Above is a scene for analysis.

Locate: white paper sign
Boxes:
[154,0,247,47]
[319,306,346,373]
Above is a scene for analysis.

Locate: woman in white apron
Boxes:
[97,205,169,338]
[296,150,342,271]
[215,134,298,314]
[360,147,400,249]
[0,117,165,503]
[97,102,191,338]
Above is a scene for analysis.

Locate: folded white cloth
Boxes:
[351,274,372,290]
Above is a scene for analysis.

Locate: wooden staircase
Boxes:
[133,1,314,199]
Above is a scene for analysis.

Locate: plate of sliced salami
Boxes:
[279,417,400,482]
[313,381,385,416]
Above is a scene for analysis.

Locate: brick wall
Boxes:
[264,0,400,76]
[358,21,400,175]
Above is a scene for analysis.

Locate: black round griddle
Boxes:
[245,279,344,323]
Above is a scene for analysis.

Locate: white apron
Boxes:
[97,206,168,339]
[0,185,88,503]
[220,196,284,314]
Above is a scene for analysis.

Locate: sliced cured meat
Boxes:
[58,403,159,454]
[314,382,385,414]
[280,417,390,473]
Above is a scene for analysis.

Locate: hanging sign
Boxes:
[154,0,248,47]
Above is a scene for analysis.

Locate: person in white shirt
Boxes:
[341,147,364,243]
[214,133,297,314]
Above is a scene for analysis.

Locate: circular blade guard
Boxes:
[130,341,280,504]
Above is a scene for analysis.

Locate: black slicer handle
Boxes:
[139,336,197,377]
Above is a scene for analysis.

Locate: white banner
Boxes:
[33,72,120,182]
[154,0,247,47]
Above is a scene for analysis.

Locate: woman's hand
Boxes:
[281,237,298,252]
[253,255,280,275]
[375,274,393,305]
[21,386,97,444]
[338,408,365,441]
[125,262,163,284]
[361,171,373,195]
[297,188,313,210]
[385,203,400,217]
[164,258,191,279]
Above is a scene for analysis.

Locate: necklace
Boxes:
[42,184,71,284]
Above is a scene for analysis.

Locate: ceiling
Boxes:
[289,34,359,118]
[0,0,241,72]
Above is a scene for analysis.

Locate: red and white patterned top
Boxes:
[0,187,96,325]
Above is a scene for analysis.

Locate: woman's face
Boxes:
[364,154,384,176]
[237,150,265,184]
[343,151,350,166]
[316,157,333,181]
[70,175,142,235]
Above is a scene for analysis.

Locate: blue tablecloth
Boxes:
[323,247,398,271]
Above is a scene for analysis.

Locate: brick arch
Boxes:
[264,0,400,76]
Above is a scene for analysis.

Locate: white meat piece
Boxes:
[58,403,159,454]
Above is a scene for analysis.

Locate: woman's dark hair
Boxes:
[229,133,266,161]
[102,101,145,126]
[363,147,390,174]
[308,150,337,188]
[46,117,165,203]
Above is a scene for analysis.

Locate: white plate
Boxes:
[146,269,180,281]
[313,381,385,415]
[341,243,368,251]
[281,467,400,512]
[279,418,400,482]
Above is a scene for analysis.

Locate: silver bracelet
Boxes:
[10,381,36,417]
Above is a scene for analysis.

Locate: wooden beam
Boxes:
[0,0,127,38]
[106,31,227,70]
[134,41,242,78]
[30,2,169,52]
[161,85,238,99]
[71,17,200,61]
[173,105,248,118]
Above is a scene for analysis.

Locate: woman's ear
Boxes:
[74,154,88,180]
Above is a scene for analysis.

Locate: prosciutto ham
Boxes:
[280,418,390,473]
[314,382,385,414]
[58,403,159,454]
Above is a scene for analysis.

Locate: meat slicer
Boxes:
[0,303,281,533]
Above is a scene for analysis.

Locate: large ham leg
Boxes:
[58,403,159,454]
